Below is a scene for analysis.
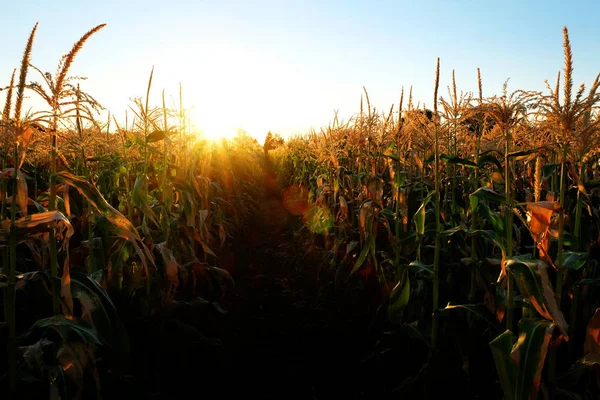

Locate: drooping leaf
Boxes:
[58,171,154,278]
[146,129,167,143]
[21,316,102,345]
[562,252,588,271]
[442,303,502,331]
[408,260,433,279]
[0,211,73,246]
[479,151,503,170]
[508,149,537,160]
[506,257,569,337]
[471,187,506,204]
[526,201,560,260]
[440,154,479,168]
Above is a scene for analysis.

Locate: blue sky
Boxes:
[2,0,600,143]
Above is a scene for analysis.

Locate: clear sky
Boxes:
[2,0,600,144]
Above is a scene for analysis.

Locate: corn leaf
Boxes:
[506,257,568,337]
[414,190,436,236]
[584,308,600,355]
[388,272,410,322]
[132,174,159,226]
[0,210,73,245]
[440,154,479,168]
[562,251,588,271]
[20,316,102,346]
[58,171,154,278]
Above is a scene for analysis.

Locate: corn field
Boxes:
[2,23,600,400]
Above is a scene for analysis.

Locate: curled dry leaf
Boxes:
[359,201,374,244]
[0,168,29,216]
[337,196,348,222]
[526,201,560,264]
[584,308,600,355]
[156,242,179,287]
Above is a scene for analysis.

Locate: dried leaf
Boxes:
[63,184,70,217]
[584,308,600,355]
[61,256,73,318]
[156,242,179,287]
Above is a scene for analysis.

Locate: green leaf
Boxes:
[388,272,410,322]
[506,257,568,336]
[441,303,501,330]
[398,230,418,244]
[465,229,505,251]
[514,319,556,399]
[440,154,479,168]
[562,252,588,271]
[470,187,506,204]
[470,201,505,238]
[490,330,517,400]
[583,180,600,191]
[384,153,400,162]
[350,236,373,277]
[21,316,102,345]
[491,319,556,400]
[408,261,433,279]
[132,174,159,227]
[414,190,436,236]
[438,225,463,237]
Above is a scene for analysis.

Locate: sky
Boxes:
[2,0,600,144]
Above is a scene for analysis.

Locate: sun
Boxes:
[187,105,239,142]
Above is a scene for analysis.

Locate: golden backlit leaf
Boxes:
[58,171,154,277]
[16,169,28,217]
[57,342,93,388]
[0,168,29,216]
[568,162,588,198]
[412,151,423,170]
[63,184,71,217]
[584,308,600,355]
[337,196,348,222]
[61,256,73,318]
[18,126,35,168]
[509,320,556,398]
[491,171,504,183]
[359,201,373,243]
[527,201,560,257]
[0,211,74,244]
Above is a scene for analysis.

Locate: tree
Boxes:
[263,131,284,152]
